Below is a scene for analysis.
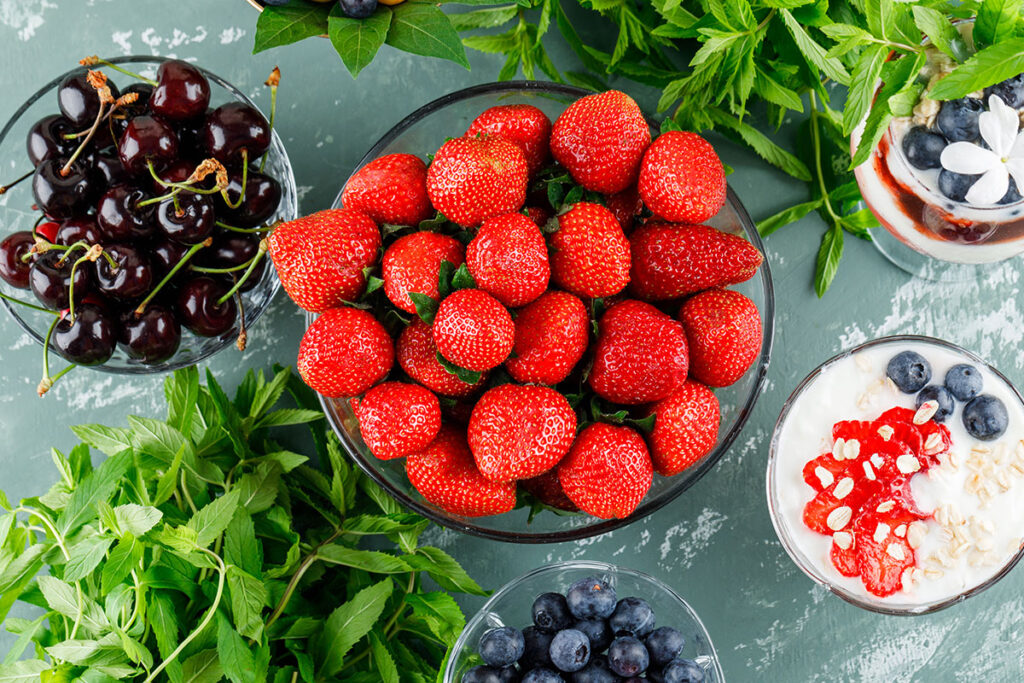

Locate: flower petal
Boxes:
[940,142,1001,174]
[966,165,1009,205]
[1005,157,1024,192]
[980,95,1019,157]
[1010,131,1024,159]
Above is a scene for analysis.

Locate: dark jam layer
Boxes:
[870,133,1024,246]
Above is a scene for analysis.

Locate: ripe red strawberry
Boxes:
[549,202,630,298]
[852,508,917,597]
[341,153,433,227]
[550,90,651,194]
[383,231,465,313]
[526,206,552,227]
[406,424,517,517]
[354,381,441,460]
[638,131,727,224]
[267,208,381,313]
[466,212,550,308]
[297,307,393,398]
[466,104,552,176]
[505,291,588,385]
[426,135,528,227]
[397,319,488,397]
[679,288,762,387]
[558,423,653,519]
[468,384,577,482]
[648,381,720,476]
[432,289,514,371]
[629,222,763,301]
[522,469,578,512]
[604,186,642,232]
[830,536,859,577]
[589,300,688,405]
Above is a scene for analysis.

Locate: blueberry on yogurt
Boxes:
[916,385,954,422]
[902,126,947,170]
[938,169,980,203]
[886,351,932,393]
[944,363,983,401]
[963,394,1009,440]
[936,98,984,142]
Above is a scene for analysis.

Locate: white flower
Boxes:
[939,95,1024,205]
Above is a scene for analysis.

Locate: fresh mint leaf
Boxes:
[843,44,887,135]
[974,0,1022,49]
[315,579,394,677]
[757,199,823,236]
[165,366,200,435]
[69,424,133,458]
[317,545,412,574]
[187,489,242,548]
[707,108,812,181]
[386,3,470,68]
[235,462,282,514]
[63,536,114,583]
[254,3,330,54]
[250,367,292,421]
[328,6,392,78]
[217,611,257,683]
[225,509,262,577]
[912,6,968,62]
[181,650,224,683]
[409,546,488,596]
[405,592,465,646]
[815,223,844,297]
[449,4,519,30]
[753,65,804,111]
[368,631,400,683]
[153,443,186,506]
[255,409,323,429]
[928,40,1024,100]
[227,566,268,641]
[57,450,131,536]
[113,504,162,537]
[102,535,142,594]
[780,9,850,85]
[147,592,182,683]
[127,415,190,465]
[0,659,49,682]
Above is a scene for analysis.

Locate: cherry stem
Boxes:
[190,260,252,274]
[216,239,266,306]
[0,290,58,316]
[214,220,274,234]
[134,238,212,315]
[60,100,106,177]
[37,315,76,397]
[222,150,248,210]
[67,246,103,320]
[54,241,89,267]
[0,170,33,196]
[145,160,223,197]
[135,188,181,209]
[235,290,247,352]
[259,85,277,174]
[91,59,157,86]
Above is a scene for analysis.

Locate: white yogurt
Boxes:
[772,339,1024,610]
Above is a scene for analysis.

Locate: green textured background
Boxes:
[1,1,1023,680]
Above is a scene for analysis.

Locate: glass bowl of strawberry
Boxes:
[445,560,724,682]
[0,56,295,387]
[287,81,774,542]
[767,334,1024,614]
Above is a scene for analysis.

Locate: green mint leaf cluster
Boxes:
[0,366,484,682]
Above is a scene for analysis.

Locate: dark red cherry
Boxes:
[150,239,190,282]
[156,193,215,245]
[177,110,212,158]
[53,303,116,366]
[92,152,129,187]
[26,115,78,166]
[56,217,103,246]
[29,250,93,309]
[96,185,155,241]
[121,83,153,114]
[32,159,100,220]
[58,71,119,127]
[118,115,178,174]
[95,243,152,300]
[150,159,193,193]
[36,221,59,242]
[198,233,259,268]
[176,276,237,336]
[150,60,211,121]
[0,231,36,289]
[223,169,281,227]
[119,304,180,363]
[202,103,270,164]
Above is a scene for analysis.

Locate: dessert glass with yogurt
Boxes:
[767,335,1024,614]
[852,23,1024,277]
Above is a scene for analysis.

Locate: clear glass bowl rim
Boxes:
[765,333,1024,615]
[0,55,294,375]
[315,79,776,543]
[442,560,726,682]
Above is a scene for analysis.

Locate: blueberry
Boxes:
[533,593,574,633]
[608,597,655,637]
[963,394,1009,440]
[645,627,686,666]
[936,98,984,142]
[1001,178,1022,205]
[902,126,947,170]
[945,363,983,401]
[495,667,519,683]
[650,658,706,683]
[261,0,290,4]
[607,636,650,677]
[571,655,617,683]
[566,577,616,620]
[481,627,526,668]
[886,351,932,393]
[986,74,1024,108]
[338,0,378,18]
[916,385,954,423]
[522,669,565,683]
[938,169,980,203]
[573,619,611,653]
[522,627,554,669]
[549,629,590,673]
[463,665,504,683]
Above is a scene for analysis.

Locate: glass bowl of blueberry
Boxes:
[0,56,295,386]
[446,561,724,682]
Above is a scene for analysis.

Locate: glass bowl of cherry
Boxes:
[0,56,296,387]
